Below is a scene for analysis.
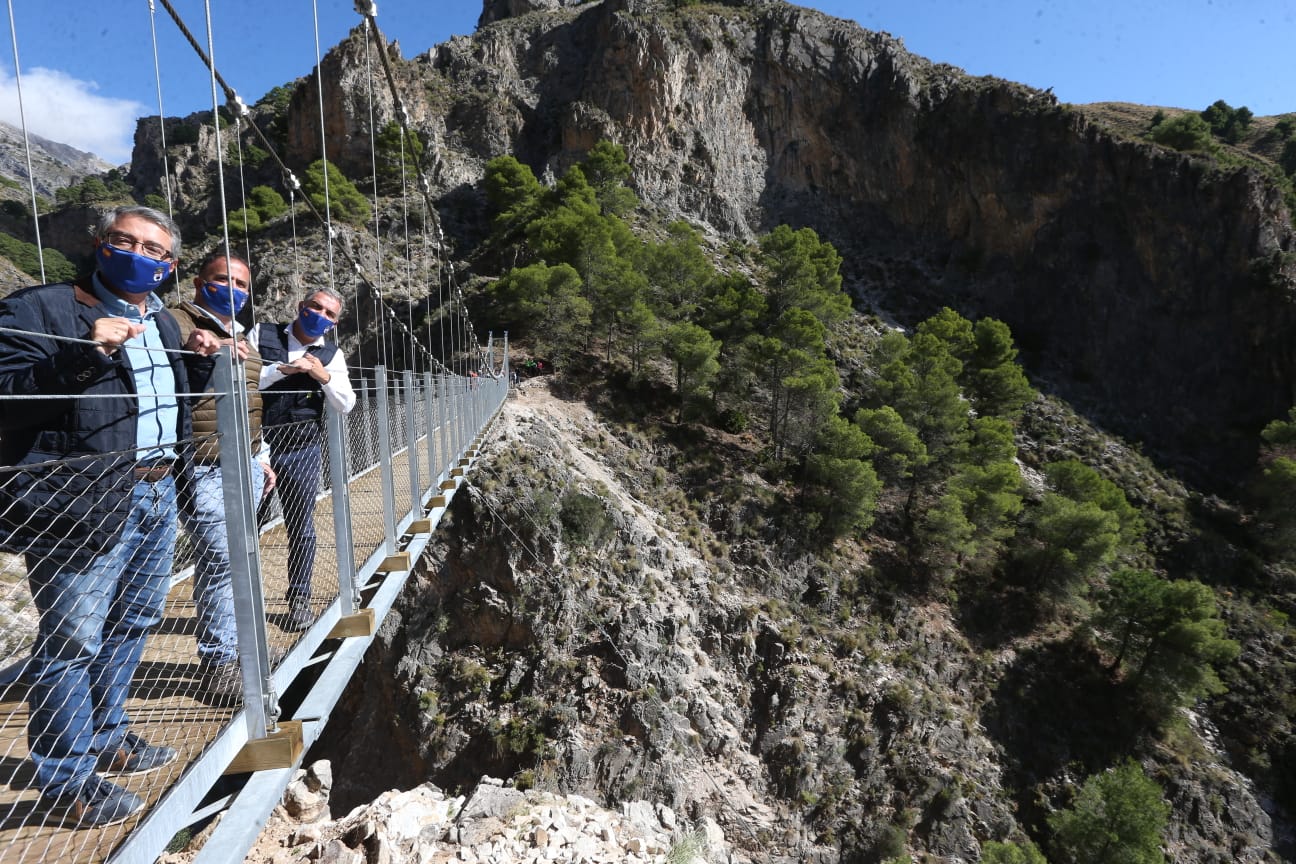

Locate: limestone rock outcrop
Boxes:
[421,0,1294,488]
[123,0,1295,485]
[207,766,733,864]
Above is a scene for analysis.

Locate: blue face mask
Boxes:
[297,306,335,339]
[97,243,173,294]
[200,281,249,317]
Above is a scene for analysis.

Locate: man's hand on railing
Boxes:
[186,329,249,360]
[91,317,147,355]
[278,353,330,384]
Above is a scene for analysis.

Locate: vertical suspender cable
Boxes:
[5,0,45,283]
[147,1,175,221]
[437,226,448,374]
[202,0,240,333]
[290,185,303,290]
[232,117,261,328]
[310,0,336,283]
[422,198,436,369]
[361,19,390,371]
[234,120,253,272]
[399,132,417,373]
[310,0,344,371]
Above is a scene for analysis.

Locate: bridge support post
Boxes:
[326,397,358,614]
[214,347,278,737]
[456,374,468,461]
[447,374,459,462]
[438,371,452,477]
[404,370,421,522]
[502,331,510,387]
[375,366,397,556]
[472,368,481,442]
[424,371,436,497]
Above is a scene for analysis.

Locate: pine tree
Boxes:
[641,220,714,321]
[662,321,721,404]
[579,140,638,217]
[967,317,1036,418]
[302,159,371,225]
[758,224,850,326]
[374,120,424,193]
[981,840,1047,864]
[1048,761,1169,864]
[1254,407,1296,559]
[800,414,881,540]
[1022,494,1121,601]
[1096,569,1239,712]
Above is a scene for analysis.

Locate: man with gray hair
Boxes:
[250,287,355,632]
[0,205,202,825]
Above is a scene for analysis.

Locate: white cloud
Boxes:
[0,65,144,164]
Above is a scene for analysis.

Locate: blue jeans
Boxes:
[25,476,178,798]
[268,443,322,602]
[182,461,266,666]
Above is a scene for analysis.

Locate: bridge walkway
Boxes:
[0,370,508,864]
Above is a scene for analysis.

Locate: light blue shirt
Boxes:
[91,274,179,462]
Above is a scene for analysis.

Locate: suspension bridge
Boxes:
[0,2,507,862]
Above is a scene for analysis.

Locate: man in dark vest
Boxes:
[0,205,197,826]
[250,287,355,632]
[170,251,277,697]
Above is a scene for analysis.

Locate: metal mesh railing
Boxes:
[0,443,197,860]
[0,332,508,863]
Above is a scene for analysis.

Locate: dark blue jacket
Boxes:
[257,322,336,450]
[0,280,192,565]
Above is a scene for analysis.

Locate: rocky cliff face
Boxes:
[164,761,733,864]
[248,0,1293,488]
[306,379,1280,863]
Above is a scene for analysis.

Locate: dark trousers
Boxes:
[264,442,322,602]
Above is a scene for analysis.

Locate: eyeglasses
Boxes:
[104,231,173,262]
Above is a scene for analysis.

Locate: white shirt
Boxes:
[248,322,356,414]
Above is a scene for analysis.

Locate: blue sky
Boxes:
[1,0,1292,164]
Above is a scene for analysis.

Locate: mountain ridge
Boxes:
[255,0,1293,490]
[0,119,113,201]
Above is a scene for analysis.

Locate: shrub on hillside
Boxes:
[1149,113,1214,152]
[559,490,614,549]
[0,232,76,281]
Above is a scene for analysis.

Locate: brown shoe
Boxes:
[44,774,144,827]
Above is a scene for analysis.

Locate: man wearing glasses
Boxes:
[0,205,200,826]
[250,287,355,632]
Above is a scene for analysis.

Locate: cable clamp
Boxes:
[228,94,250,119]
[353,0,378,17]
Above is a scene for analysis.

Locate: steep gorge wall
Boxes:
[440,0,1296,486]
